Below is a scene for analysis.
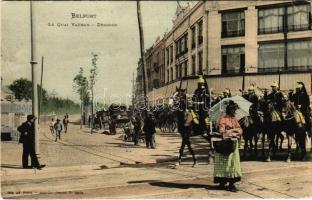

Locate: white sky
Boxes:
[1,1,190,104]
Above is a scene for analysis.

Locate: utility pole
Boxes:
[137,1,148,117]
[30,0,39,155]
[132,72,135,114]
[39,56,44,123]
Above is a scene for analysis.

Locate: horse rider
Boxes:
[267,81,285,114]
[192,75,210,136]
[222,88,232,99]
[292,82,311,137]
[247,84,259,117]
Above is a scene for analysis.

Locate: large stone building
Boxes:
[145,37,166,92]
[140,1,312,105]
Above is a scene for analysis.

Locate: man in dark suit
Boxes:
[17,115,45,170]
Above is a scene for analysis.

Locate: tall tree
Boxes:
[9,78,47,101]
[89,53,98,134]
[73,67,90,129]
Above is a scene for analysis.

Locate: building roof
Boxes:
[1,85,14,94]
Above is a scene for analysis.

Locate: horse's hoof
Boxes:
[286,158,291,163]
[266,157,271,162]
[192,163,198,168]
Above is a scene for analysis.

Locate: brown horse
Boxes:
[281,100,307,161]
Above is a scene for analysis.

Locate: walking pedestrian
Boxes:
[49,118,55,134]
[54,119,63,142]
[143,112,156,149]
[17,115,45,170]
[63,115,69,133]
[214,101,242,192]
[132,113,142,146]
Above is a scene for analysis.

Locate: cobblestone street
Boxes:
[2,118,312,198]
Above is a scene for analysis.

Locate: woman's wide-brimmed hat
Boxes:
[226,100,238,111]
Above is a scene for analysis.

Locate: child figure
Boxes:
[49,118,55,134]
[54,119,63,142]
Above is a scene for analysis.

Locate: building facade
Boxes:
[141,1,312,105]
[135,58,144,98]
[144,37,166,92]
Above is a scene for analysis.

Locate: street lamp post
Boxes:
[30,0,40,155]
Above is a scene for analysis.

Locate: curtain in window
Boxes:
[287,4,310,31]
[287,40,312,70]
[258,43,284,72]
[258,7,284,33]
[222,46,245,73]
[222,12,245,36]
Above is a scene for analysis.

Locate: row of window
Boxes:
[166,4,310,68]
[166,19,203,66]
[221,4,311,37]
[166,39,311,82]
[167,51,203,82]
[175,33,188,59]
[222,39,312,74]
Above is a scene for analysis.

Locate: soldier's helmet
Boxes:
[223,88,230,94]
[296,82,304,89]
[197,75,205,84]
[248,84,255,91]
[271,81,279,88]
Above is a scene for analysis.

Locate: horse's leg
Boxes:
[254,133,259,157]
[262,131,266,157]
[249,136,254,156]
[178,137,186,165]
[279,132,284,151]
[186,137,197,167]
[267,132,274,162]
[299,128,307,160]
[286,134,292,162]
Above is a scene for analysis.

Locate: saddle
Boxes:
[271,110,282,122]
[295,110,306,126]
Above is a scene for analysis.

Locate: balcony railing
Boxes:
[221,29,245,38]
[258,26,283,35]
[287,24,311,32]
[221,68,242,75]
[258,66,312,73]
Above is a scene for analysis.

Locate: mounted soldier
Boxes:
[247,84,259,116]
[267,81,285,114]
[292,82,311,137]
[192,75,210,136]
[222,88,231,99]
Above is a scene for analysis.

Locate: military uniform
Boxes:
[248,89,259,118]
[192,76,210,135]
[293,84,311,135]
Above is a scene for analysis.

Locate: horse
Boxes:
[158,109,177,133]
[259,99,284,162]
[171,88,197,167]
[172,87,215,167]
[281,100,307,161]
[239,105,261,158]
